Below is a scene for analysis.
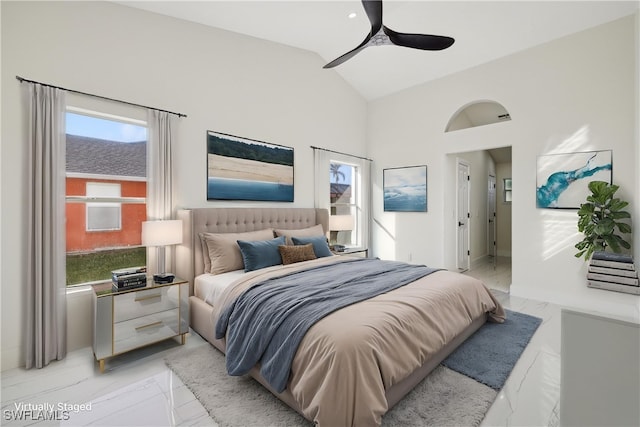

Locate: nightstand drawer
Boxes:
[113,309,179,354]
[114,287,179,322]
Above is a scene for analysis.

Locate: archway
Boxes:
[445,100,511,133]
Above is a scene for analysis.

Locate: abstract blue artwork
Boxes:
[383,166,427,212]
[207,131,294,202]
[536,150,612,209]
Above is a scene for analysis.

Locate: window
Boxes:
[65,109,147,286]
[329,161,359,247]
[504,178,512,203]
[86,182,121,231]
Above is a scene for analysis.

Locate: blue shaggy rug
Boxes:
[442,309,543,390]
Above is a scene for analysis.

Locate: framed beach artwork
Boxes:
[207,131,294,202]
[383,165,428,212]
[536,150,612,209]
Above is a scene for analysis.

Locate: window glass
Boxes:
[329,161,358,247]
[65,111,147,286]
[86,182,121,231]
[504,178,512,203]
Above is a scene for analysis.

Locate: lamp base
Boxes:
[153,273,175,284]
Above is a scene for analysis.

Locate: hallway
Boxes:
[464,256,511,293]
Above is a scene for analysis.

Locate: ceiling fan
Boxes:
[324,0,455,69]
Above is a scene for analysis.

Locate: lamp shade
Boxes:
[141,220,183,247]
[329,215,354,231]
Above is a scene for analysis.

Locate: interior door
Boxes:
[488,175,497,259]
[457,160,470,271]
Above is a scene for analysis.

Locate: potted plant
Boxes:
[575,180,632,261]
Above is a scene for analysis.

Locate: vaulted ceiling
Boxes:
[117,1,639,100]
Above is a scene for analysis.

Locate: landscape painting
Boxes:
[536,150,612,209]
[383,166,427,212]
[207,131,294,202]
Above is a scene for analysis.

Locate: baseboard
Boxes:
[1,345,22,371]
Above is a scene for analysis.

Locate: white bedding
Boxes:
[195,270,246,306]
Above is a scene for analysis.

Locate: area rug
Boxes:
[165,309,541,427]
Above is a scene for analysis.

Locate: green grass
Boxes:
[66,247,146,286]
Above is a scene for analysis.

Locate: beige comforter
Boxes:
[211,256,505,426]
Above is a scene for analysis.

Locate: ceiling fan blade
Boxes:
[362,0,383,35]
[323,38,370,69]
[383,25,454,51]
[324,1,381,69]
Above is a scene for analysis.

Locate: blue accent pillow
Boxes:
[292,235,333,258]
[237,236,286,272]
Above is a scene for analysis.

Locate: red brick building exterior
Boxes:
[66,135,146,253]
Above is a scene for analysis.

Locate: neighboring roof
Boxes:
[66,134,146,177]
[330,183,351,198]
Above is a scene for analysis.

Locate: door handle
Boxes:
[458,221,464,227]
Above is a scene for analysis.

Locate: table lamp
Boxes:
[141,219,183,283]
[329,214,354,251]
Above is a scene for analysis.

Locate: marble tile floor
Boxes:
[464,256,512,293]
[1,292,560,427]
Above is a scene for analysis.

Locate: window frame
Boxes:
[85,182,122,232]
[64,107,148,287]
[503,178,512,204]
[329,159,361,248]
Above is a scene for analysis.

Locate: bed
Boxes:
[175,207,504,426]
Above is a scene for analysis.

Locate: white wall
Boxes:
[369,15,638,318]
[635,12,640,290]
[1,1,366,370]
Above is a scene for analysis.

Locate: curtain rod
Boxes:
[16,76,187,118]
[310,145,372,162]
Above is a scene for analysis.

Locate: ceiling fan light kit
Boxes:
[324,0,455,69]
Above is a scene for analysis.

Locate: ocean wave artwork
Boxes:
[384,166,428,212]
[536,150,612,209]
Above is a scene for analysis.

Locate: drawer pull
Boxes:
[134,294,162,302]
[135,321,162,331]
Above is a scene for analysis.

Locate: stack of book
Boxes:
[587,252,639,295]
[112,267,147,292]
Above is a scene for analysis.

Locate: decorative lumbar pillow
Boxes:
[279,243,317,265]
[200,228,275,274]
[292,235,333,258]
[274,224,325,245]
[237,236,287,272]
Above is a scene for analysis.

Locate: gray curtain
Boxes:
[25,83,67,369]
[146,110,177,273]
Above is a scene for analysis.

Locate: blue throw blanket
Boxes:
[215,258,441,392]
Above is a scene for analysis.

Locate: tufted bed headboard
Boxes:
[175,207,329,295]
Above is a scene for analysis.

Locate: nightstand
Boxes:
[332,248,369,257]
[92,278,189,373]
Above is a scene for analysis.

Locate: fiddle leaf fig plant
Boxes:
[575,181,632,261]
